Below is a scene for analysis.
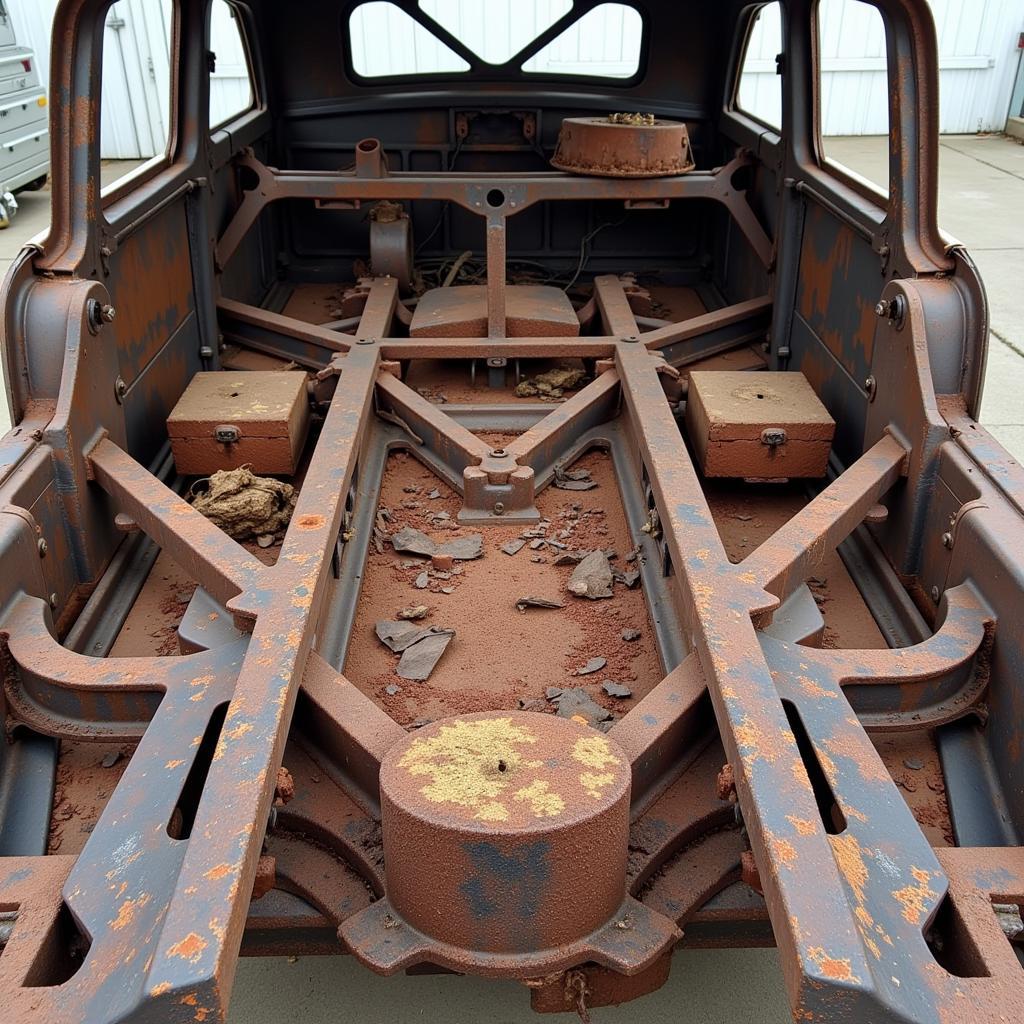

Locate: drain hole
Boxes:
[22,902,90,987]
[497,760,508,773]
[486,188,506,208]
[782,700,846,834]
[925,893,991,977]
[168,702,229,840]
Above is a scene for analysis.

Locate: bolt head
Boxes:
[48,592,57,610]
[930,585,941,602]
[100,304,116,324]
[37,538,47,556]
[942,532,953,549]
[875,300,889,317]
[492,501,505,516]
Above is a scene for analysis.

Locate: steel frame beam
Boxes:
[0,278,1008,1022]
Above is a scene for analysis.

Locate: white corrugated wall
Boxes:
[4,0,1024,158]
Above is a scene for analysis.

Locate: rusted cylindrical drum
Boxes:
[551,116,695,178]
[379,711,631,954]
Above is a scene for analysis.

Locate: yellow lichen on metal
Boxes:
[398,717,552,821]
[514,779,566,817]
[572,734,623,798]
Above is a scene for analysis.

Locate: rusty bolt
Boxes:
[930,585,941,602]
[48,593,58,610]
[863,376,876,400]
[37,538,47,557]
[621,335,640,344]
[275,766,295,805]
[874,300,890,317]
[114,376,128,403]
[493,501,505,516]
[100,304,116,324]
[942,532,953,549]
[490,448,507,459]
[716,763,737,803]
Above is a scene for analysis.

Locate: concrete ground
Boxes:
[0,138,1019,1022]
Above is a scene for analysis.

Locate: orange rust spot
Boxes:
[110,893,150,930]
[166,759,185,770]
[829,833,868,904]
[786,815,816,836]
[807,946,859,983]
[296,514,325,530]
[150,981,172,997]
[797,674,836,700]
[203,863,232,882]
[167,932,208,964]
[892,869,937,925]
[768,833,798,869]
[822,734,889,782]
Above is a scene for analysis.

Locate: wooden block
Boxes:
[685,371,835,478]
[167,371,310,476]
[410,285,580,338]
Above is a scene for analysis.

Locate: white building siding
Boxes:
[4,0,1024,158]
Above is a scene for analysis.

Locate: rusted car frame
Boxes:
[0,1,1021,1022]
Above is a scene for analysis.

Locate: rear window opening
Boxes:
[347,1,643,81]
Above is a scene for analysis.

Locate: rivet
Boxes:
[930,585,940,602]
[941,532,953,549]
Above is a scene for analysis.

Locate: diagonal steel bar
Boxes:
[612,338,949,1021]
[741,433,909,606]
[87,438,266,616]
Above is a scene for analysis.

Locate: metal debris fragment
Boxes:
[396,627,456,681]
[501,539,526,556]
[545,687,613,727]
[514,596,565,611]
[601,681,633,698]
[567,550,614,600]
[577,657,607,676]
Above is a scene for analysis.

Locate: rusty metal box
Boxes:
[685,371,835,478]
[167,371,310,476]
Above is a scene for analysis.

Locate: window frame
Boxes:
[811,0,892,207]
[208,0,259,133]
[341,0,648,88]
[731,2,783,135]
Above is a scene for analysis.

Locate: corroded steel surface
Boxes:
[0,2,1020,1022]
[551,116,695,178]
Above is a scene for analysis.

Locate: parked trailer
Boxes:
[0,2,1021,1023]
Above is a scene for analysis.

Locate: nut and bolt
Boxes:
[875,294,906,329]
[492,501,505,516]
[490,448,507,459]
[864,376,876,400]
[114,376,128,403]
[87,299,116,332]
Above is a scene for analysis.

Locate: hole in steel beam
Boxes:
[924,893,991,978]
[0,905,17,958]
[21,902,91,987]
[781,700,846,835]
[485,188,506,209]
[167,702,229,840]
